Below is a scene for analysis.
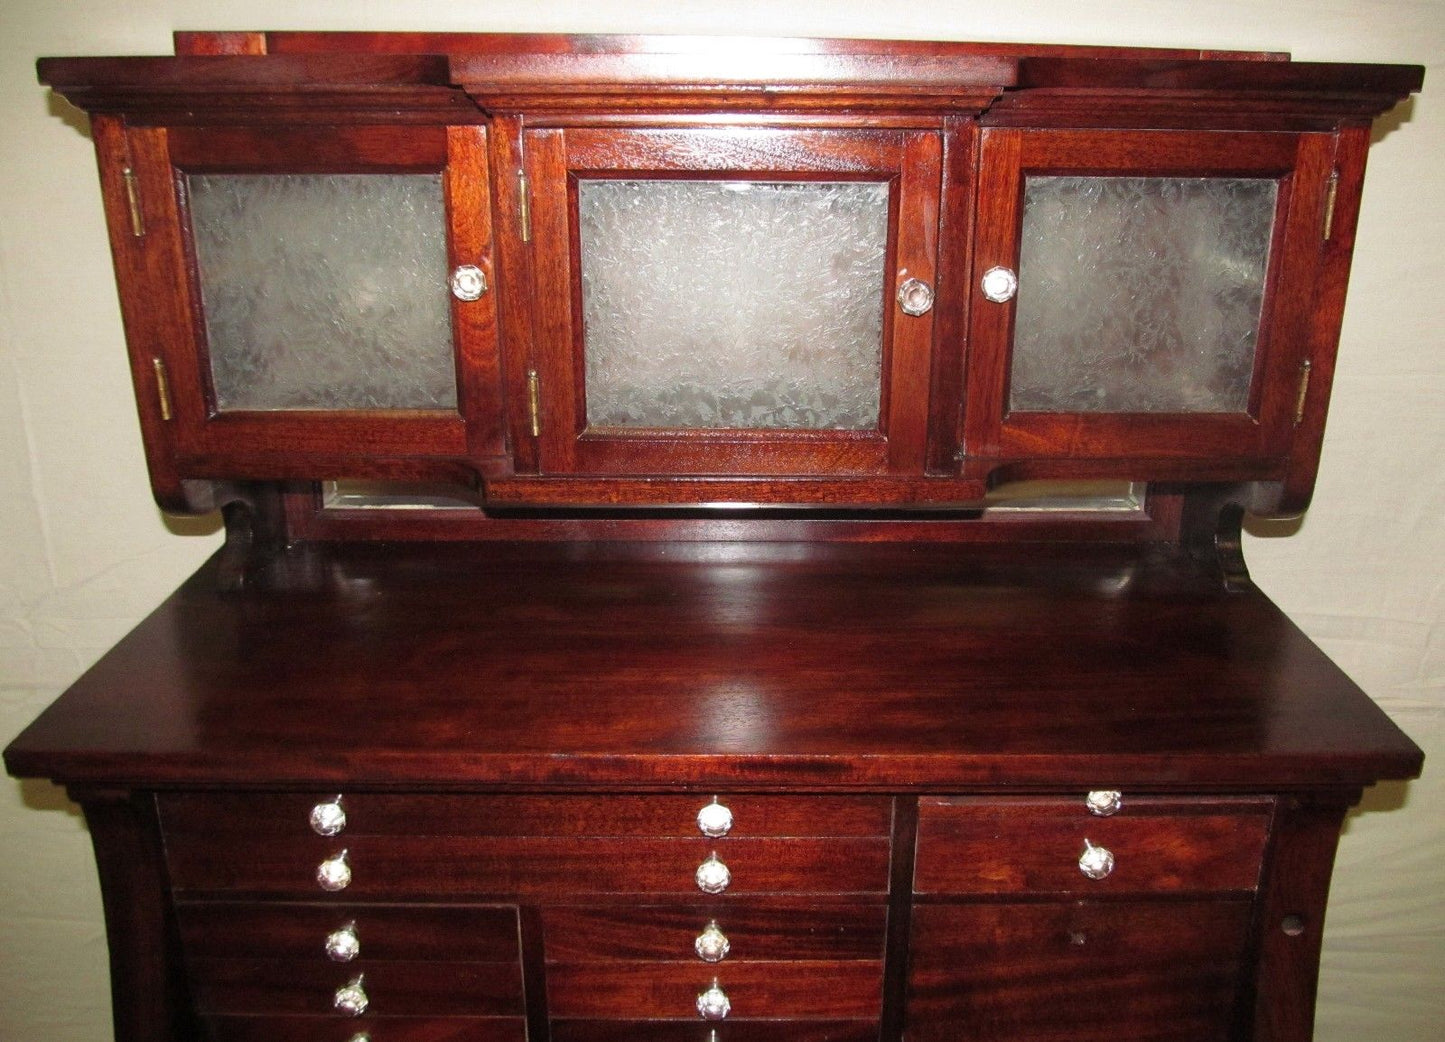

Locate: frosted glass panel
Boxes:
[579,180,889,430]
[188,173,457,411]
[1010,176,1277,413]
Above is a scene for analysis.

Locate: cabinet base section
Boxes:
[549,1021,880,1042]
[202,1016,527,1041]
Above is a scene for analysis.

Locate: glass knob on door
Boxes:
[450,264,488,301]
[897,277,935,316]
[980,266,1019,303]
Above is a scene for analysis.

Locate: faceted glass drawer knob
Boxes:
[317,850,352,892]
[697,979,731,1020]
[980,265,1019,303]
[695,920,731,963]
[897,277,935,316]
[450,264,488,301]
[696,852,732,895]
[1086,790,1123,817]
[326,923,361,962]
[697,798,734,838]
[310,797,346,837]
[1078,839,1116,880]
[333,975,369,1016]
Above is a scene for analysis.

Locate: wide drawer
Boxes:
[913,796,1271,895]
[159,793,892,838]
[542,904,888,962]
[177,903,520,961]
[166,836,891,897]
[550,1021,879,1042]
[907,900,1253,1042]
[204,1016,526,1042]
[547,961,884,1019]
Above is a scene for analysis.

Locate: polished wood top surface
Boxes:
[3,541,1421,791]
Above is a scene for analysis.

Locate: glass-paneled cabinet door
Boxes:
[151,125,501,469]
[524,128,941,476]
[964,128,1336,470]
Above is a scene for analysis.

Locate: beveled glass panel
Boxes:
[1010,176,1277,413]
[188,173,457,411]
[578,179,889,430]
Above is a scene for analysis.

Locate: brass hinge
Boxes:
[152,357,173,421]
[122,166,145,238]
[526,368,541,437]
[1293,359,1313,426]
[518,171,532,243]
[1322,169,1340,242]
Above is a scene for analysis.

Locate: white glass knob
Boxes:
[317,850,352,892]
[347,1034,371,1042]
[980,265,1019,303]
[333,975,369,1016]
[1086,790,1123,817]
[694,920,731,963]
[325,923,361,962]
[695,852,731,895]
[696,979,731,1020]
[310,797,346,837]
[697,798,733,838]
[450,264,488,301]
[1078,839,1115,880]
[897,277,935,316]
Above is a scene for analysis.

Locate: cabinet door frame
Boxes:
[524,126,941,477]
[150,123,502,473]
[963,127,1335,470]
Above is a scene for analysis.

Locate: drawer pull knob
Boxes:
[697,978,731,1020]
[310,796,347,837]
[1078,839,1115,880]
[897,276,935,316]
[333,974,369,1016]
[347,1035,371,1042]
[1085,790,1123,817]
[325,923,361,962]
[695,920,731,963]
[317,850,352,892]
[450,263,488,301]
[697,798,733,838]
[695,852,731,895]
[980,265,1019,303]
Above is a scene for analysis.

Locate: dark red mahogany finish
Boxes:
[8,30,1424,1042]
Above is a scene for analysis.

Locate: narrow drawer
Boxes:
[204,1016,526,1042]
[546,961,883,1019]
[907,901,1252,1042]
[543,904,888,962]
[159,793,892,839]
[914,796,1271,895]
[167,836,891,897]
[188,959,524,1017]
[177,903,519,961]
[550,1021,879,1042]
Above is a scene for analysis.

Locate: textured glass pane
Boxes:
[579,180,889,430]
[188,173,457,411]
[1010,176,1277,413]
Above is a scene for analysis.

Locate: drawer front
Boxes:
[167,836,891,897]
[205,1016,526,1042]
[907,901,1252,1042]
[547,961,884,1019]
[543,904,888,962]
[550,1022,879,1042]
[177,903,520,961]
[159,793,892,839]
[914,797,1271,895]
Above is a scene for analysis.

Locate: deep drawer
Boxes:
[204,1016,526,1042]
[166,836,891,897]
[550,1020,879,1042]
[546,961,884,1019]
[542,904,888,962]
[914,796,1271,895]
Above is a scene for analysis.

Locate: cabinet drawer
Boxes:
[177,903,519,961]
[907,901,1252,1042]
[914,797,1271,895]
[547,961,883,1019]
[188,958,524,1016]
[167,836,891,897]
[159,793,891,839]
[543,904,888,962]
[550,1021,879,1042]
[204,1016,526,1042]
